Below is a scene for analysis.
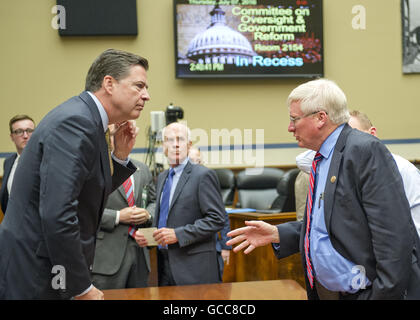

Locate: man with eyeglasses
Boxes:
[295,110,420,239]
[227,78,420,300]
[0,115,35,214]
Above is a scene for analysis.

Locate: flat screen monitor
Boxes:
[57,0,138,36]
[174,0,324,78]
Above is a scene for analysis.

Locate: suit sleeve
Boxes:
[175,170,225,247]
[357,140,412,299]
[100,208,118,232]
[219,212,232,250]
[272,221,302,259]
[39,116,99,298]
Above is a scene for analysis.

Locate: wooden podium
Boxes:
[223,211,306,289]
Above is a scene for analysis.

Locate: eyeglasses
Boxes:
[289,110,328,125]
[12,128,34,136]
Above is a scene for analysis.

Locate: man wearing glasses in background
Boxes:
[0,115,35,214]
[227,79,420,299]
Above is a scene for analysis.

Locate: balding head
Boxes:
[162,122,192,167]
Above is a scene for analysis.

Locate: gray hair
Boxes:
[85,48,149,92]
[287,79,350,125]
[162,122,192,143]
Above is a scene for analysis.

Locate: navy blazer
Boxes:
[273,124,420,300]
[0,153,17,213]
[154,161,225,285]
[0,92,136,299]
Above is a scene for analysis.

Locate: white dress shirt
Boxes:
[7,154,20,196]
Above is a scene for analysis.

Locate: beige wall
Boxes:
[0,0,419,173]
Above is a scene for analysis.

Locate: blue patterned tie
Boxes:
[158,168,175,230]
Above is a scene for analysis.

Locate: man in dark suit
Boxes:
[92,125,156,289]
[0,49,150,299]
[0,115,35,214]
[135,122,225,286]
[227,79,420,300]
[188,146,232,280]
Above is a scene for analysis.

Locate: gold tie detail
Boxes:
[105,129,114,176]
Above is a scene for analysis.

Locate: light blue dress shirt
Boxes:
[310,124,371,293]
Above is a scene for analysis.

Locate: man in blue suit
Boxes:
[0,49,150,299]
[135,123,225,286]
[1,115,35,214]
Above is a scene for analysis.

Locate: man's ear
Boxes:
[187,141,193,152]
[317,111,328,129]
[102,75,114,95]
[369,126,377,137]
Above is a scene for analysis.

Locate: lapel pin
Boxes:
[330,176,336,183]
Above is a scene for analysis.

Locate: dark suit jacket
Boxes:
[216,211,232,253]
[0,153,17,213]
[273,124,420,300]
[154,161,225,285]
[92,159,156,276]
[0,91,136,299]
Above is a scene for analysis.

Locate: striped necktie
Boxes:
[304,152,323,288]
[123,176,136,238]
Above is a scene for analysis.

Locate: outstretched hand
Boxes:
[226,220,279,254]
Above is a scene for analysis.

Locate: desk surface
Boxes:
[228,211,296,221]
[103,280,307,300]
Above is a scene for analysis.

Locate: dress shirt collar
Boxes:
[318,124,345,160]
[87,91,109,133]
[171,157,190,176]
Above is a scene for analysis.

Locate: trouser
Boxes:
[158,249,176,286]
[92,238,149,290]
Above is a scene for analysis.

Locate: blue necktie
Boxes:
[158,168,175,230]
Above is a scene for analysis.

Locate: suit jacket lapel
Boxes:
[117,183,127,203]
[133,167,141,204]
[169,161,192,212]
[3,153,17,184]
[324,124,352,235]
[79,91,112,200]
[154,170,169,226]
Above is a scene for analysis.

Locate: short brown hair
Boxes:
[9,115,35,133]
[349,110,373,131]
[85,49,149,92]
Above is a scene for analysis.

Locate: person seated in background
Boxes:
[296,109,420,238]
[0,114,35,214]
[294,170,309,222]
[188,146,232,281]
[135,122,225,286]
[91,124,156,290]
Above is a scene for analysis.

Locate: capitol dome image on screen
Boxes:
[179,5,256,65]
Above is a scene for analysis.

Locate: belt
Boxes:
[314,279,350,300]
